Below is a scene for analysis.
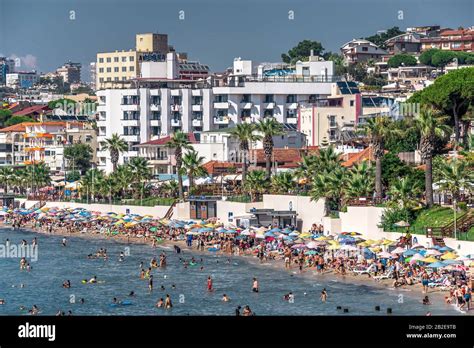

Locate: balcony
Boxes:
[150,119,161,127]
[240,102,253,109]
[122,135,140,142]
[148,157,170,165]
[121,119,139,127]
[150,89,160,96]
[171,104,182,112]
[191,89,202,96]
[214,101,229,109]
[150,104,161,111]
[192,119,203,127]
[214,116,230,125]
[171,119,182,127]
[121,104,139,112]
[263,102,276,109]
[192,104,203,112]
[97,105,106,112]
[287,117,298,124]
[286,102,299,109]
[329,122,337,128]
[241,117,252,124]
[170,90,181,96]
[97,120,107,128]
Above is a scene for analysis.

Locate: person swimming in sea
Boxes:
[128,291,135,297]
[140,269,145,279]
[156,298,164,308]
[88,276,97,284]
[207,276,213,292]
[222,294,230,302]
[62,237,67,247]
[423,296,431,305]
[148,275,154,292]
[160,285,165,291]
[252,278,259,293]
[62,280,71,288]
[29,305,39,315]
[164,294,172,309]
[119,252,125,262]
[320,288,328,302]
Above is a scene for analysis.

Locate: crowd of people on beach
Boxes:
[2,207,473,314]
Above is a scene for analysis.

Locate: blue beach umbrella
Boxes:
[264,231,276,237]
[427,261,446,269]
[269,227,281,233]
[403,249,418,257]
[438,246,454,252]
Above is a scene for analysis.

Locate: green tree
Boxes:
[103,133,128,172]
[435,158,474,204]
[229,123,261,185]
[364,26,404,48]
[344,161,374,199]
[281,40,325,64]
[109,165,132,198]
[362,116,401,199]
[409,67,474,145]
[270,171,294,194]
[419,48,440,66]
[181,149,208,194]
[127,157,152,201]
[166,131,193,201]
[256,118,283,179]
[80,168,105,202]
[245,170,268,202]
[413,109,451,207]
[0,166,13,193]
[310,166,346,216]
[64,143,93,174]
[387,54,417,68]
[0,109,13,125]
[5,115,34,126]
[431,51,458,68]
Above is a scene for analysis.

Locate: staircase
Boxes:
[431,237,446,247]
[163,200,178,220]
[426,211,474,239]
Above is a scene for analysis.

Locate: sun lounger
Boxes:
[373,270,393,281]
[352,263,376,276]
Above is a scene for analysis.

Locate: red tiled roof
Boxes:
[202,161,241,175]
[342,146,374,167]
[13,105,49,116]
[138,132,197,146]
[250,148,303,164]
[0,123,27,132]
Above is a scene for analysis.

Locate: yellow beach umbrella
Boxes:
[441,252,457,260]
[328,244,341,250]
[369,246,382,253]
[422,257,437,263]
[327,240,339,245]
[299,233,311,238]
[316,236,329,241]
[381,239,395,246]
[205,223,215,228]
[358,241,370,247]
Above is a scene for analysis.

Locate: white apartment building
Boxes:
[340,39,388,65]
[96,56,337,172]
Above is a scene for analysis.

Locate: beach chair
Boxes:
[352,263,376,276]
[373,270,393,281]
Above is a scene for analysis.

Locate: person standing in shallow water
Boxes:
[252,278,259,293]
[320,288,327,302]
[207,276,213,292]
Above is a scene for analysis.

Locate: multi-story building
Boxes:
[89,62,97,90]
[56,61,81,83]
[298,82,394,146]
[96,56,337,172]
[6,72,39,89]
[384,32,424,55]
[340,39,388,65]
[0,57,15,85]
[96,33,169,90]
[421,28,474,52]
[0,121,97,173]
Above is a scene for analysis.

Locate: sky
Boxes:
[0,0,473,82]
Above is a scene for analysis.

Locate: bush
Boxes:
[388,54,417,68]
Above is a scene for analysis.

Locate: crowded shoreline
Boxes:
[2,206,473,315]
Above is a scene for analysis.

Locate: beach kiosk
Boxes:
[188,196,221,220]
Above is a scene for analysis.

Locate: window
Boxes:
[122,67,127,72]
[362,47,368,52]
[264,94,274,103]
[151,127,161,136]
[122,56,127,62]
[129,66,135,72]
[107,77,111,81]
[241,94,251,103]
[329,115,336,127]
[210,136,216,143]
[214,95,228,102]
[99,58,104,63]
[99,78,104,83]
[99,68,104,73]
[106,57,111,63]
[114,57,119,62]
[350,100,354,107]
[151,111,161,120]
[114,77,119,81]
[129,56,135,62]
[85,135,92,143]
[286,94,296,103]
[114,67,119,72]
[106,67,111,73]
[122,77,126,80]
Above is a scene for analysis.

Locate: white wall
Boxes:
[339,206,385,239]
[262,194,326,231]
[216,200,264,226]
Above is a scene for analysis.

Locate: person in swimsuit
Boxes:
[148,275,154,292]
[320,288,328,302]
[421,272,429,293]
[252,278,259,293]
[156,298,164,308]
[207,276,213,292]
[164,294,172,309]
[222,294,230,302]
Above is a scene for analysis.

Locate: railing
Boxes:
[346,197,385,207]
[426,211,473,239]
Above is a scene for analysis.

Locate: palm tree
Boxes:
[0,166,13,194]
[80,168,105,202]
[435,158,474,206]
[103,134,128,172]
[270,171,295,194]
[256,118,283,179]
[245,170,268,202]
[229,123,262,185]
[161,180,179,198]
[10,168,28,195]
[295,146,341,188]
[26,163,51,194]
[128,157,152,201]
[109,165,133,199]
[413,109,451,207]
[181,149,208,194]
[388,176,422,212]
[344,161,374,199]
[362,116,400,200]
[166,131,193,200]
[310,166,346,216]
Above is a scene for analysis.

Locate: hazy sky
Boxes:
[1,0,473,81]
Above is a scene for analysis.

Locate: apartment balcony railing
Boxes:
[192,104,203,112]
[286,117,298,124]
[192,119,203,127]
[214,101,229,109]
[223,75,341,87]
[171,104,182,112]
[171,119,182,127]
[214,116,230,124]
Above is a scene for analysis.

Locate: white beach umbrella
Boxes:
[391,247,405,254]
[425,249,442,256]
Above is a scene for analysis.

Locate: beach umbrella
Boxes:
[293,238,305,244]
[340,244,357,251]
[255,234,265,239]
[328,244,341,250]
[377,251,392,259]
[391,247,405,254]
[240,230,252,236]
[291,243,306,249]
[305,250,317,255]
[216,227,227,233]
[269,227,281,233]
[264,231,276,237]
[438,246,454,252]
[410,253,425,262]
[441,252,457,260]
[427,261,446,269]
[425,249,442,256]
[421,256,438,263]
[403,249,418,257]
[306,241,319,249]
[411,243,424,249]
[289,231,300,237]
[315,236,330,241]
[299,233,311,238]
[381,239,395,246]
[442,259,462,265]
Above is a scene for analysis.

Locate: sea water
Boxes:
[0,228,462,316]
